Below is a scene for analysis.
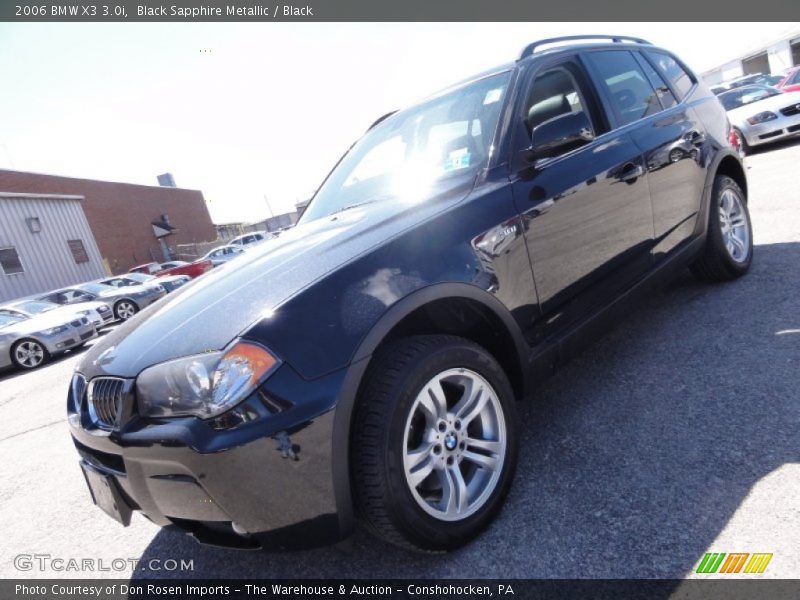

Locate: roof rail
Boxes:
[519,35,652,60]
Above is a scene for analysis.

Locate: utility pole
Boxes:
[263,194,275,219]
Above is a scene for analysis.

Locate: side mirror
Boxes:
[528,111,594,162]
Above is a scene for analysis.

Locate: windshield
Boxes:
[79,283,110,294]
[0,310,27,328]
[125,273,153,283]
[13,301,58,314]
[719,85,781,110]
[300,71,512,222]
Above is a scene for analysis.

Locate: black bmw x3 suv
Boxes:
[69,35,752,552]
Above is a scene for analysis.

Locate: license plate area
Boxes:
[80,462,132,526]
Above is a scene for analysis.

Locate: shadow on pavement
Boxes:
[134,242,799,579]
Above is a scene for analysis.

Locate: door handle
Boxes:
[618,163,644,183]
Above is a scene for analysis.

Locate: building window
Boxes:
[26,217,41,233]
[0,247,24,274]
[67,239,89,264]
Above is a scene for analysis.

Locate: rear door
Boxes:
[584,49,708,260]
[511,54,655,337]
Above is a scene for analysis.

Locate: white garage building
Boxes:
[701,28,800,85]
[0,193,106,303]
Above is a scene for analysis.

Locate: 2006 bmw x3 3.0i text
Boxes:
[69,35,752,552]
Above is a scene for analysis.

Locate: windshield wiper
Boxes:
[331,195,395,216]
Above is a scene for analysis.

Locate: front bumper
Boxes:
[743,109,800,146]
[42,321,97,353]
[68,361,349,550]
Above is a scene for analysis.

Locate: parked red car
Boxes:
[777,66,800,93]
[156,259,213,279]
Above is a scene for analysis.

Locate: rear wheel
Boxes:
[690,175,753,282]
[11,339,50,370]
[114,300,139,320]
[352,335,518,551]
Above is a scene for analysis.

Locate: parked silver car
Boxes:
[37,281,166,322]
[201,244,245,267]
[719,85,800,153]
[0,301,97,370]
[99,272,190,294]
[7,298,113,330]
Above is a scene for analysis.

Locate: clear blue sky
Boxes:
[1,22,797,223]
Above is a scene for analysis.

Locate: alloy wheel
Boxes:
[15,341,45,368]
[719,188,750,263]
[116,301,137,320]
[402,368,507,522]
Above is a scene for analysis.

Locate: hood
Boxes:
[80,184,471,378]
[727,91,800,124]
[45,302,106,319]
[2,310,86,336]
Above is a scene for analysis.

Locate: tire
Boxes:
[733,128,749,156]
[690,175,753,282]
[352,334,518,551]
[11,338,50,370]
[114,300,139,320]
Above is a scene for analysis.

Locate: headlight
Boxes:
[747,111,777,125]
[136,340,280,419]
[41,325,68,335]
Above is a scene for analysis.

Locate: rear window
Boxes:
[645,51,695,100]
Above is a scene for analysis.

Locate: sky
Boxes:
[1,22,798,224]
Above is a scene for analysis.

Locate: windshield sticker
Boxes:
[443,148,471,172]
[484,88,503,105]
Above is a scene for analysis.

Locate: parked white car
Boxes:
[228,231,273,248]
[201,244,246,267]
[720,85,800,153]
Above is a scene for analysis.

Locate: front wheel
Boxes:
[690,175,753,282]
[11,338,50,370]
[352,335,518,551]
[114,300,139,320]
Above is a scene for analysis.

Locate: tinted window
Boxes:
[635,53,677,108]
[646,51,694,99]
[525,66,591,133]
[586,51,663,126]
[790,70,800,85]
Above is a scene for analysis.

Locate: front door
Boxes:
[511,56,655,337]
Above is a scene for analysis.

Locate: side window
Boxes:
[634,53,677,108]
[524,66,591,134]
[586,50,663,127]
[645,51,695,100]
[790,70,800,85]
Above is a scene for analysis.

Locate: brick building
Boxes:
[0,169,216,274]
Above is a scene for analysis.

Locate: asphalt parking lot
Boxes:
[1,139,798,580]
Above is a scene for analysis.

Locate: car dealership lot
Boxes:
[1,139,798,579]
